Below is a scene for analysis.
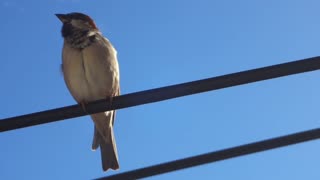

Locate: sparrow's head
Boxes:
[56,12,97,30]
[56,13,99,38]
[56,12,99,48]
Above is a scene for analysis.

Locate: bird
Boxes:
[56,12,120,171]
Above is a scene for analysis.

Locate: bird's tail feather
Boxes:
[91,111,119,171]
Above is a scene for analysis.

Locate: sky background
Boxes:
[1,0,320,179]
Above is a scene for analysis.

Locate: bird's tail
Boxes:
[91,111,119,171]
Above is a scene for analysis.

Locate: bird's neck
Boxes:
[62,24,98,49]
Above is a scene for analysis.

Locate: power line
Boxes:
[1,56,320,132]
[96,128,320,180]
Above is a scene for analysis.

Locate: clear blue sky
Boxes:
[1,0,319,179]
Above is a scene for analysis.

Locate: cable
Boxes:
[96,128,320,180]
[1,56,320,132]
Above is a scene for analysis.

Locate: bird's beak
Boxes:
[55,14,69,23]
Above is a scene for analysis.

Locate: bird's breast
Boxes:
[62,39,119,103]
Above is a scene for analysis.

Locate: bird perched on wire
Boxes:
[56,12,120,171]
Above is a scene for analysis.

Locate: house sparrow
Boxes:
[56,12,120,171]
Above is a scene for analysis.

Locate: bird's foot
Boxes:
[80,101,89,114]
[106,95,115,110]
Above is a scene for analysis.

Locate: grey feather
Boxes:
[91,111,119,171]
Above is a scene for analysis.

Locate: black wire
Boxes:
[96,128,320,180]
[1,56,320,132]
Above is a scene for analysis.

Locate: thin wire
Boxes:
[96,128,320,180]
[1,56,320,132]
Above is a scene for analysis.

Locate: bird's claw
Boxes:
[80,101,88,114]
